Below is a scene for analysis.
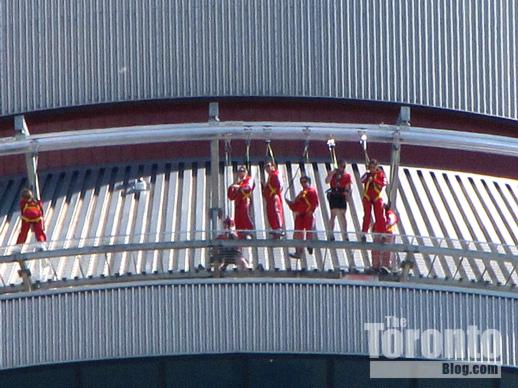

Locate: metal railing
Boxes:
[0,230,516,293]
[1,121,517,157]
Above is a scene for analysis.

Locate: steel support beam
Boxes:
[388,129,401,208]
[14,115,41,199]
[16,259,32,292]
[210,139,220,240]
[388,106,409,208]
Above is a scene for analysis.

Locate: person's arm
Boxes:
[261,182,268,198]
[271,171,282,193]
[241,178,254,195]
[38,200,45,217]
[343,174,352,195]
[288,195,304,212]
[227,185,237,200]
[325,169,336,184]
[372,171,386,187]
[386,211,398,228]
[311,188,319,209]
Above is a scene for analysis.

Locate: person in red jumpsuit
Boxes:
[361,159,387,241]
[325,159,352,241]
[227,165,255,239]
[16,188,47,244]
[262,161,285,239]
[371,204,399,273]
[286,175,319,258]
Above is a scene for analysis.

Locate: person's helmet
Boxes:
[21,188,34,200]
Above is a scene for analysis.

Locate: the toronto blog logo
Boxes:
[364,315,501,361]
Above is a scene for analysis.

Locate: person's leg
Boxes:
[290,215,304,258]
[242,201,255,236]
[336,209,348,241]
[328,209,337,240]
[275,196,285,230]
[372,234,382,270]
[267,196,284,238]
[33,220,47,242]
[382,234,395,268]
[305,214,317,254]
[235,203,253,239]
[235,255,249,270]
[361,198,373,234]
[305,213,316,241]
[16,221,31,244]
[373,199,386,231]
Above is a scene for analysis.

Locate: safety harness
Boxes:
[363,172,383,201]
[21,200,42,222]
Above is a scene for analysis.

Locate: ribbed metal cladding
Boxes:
[0,0,516,120]
[0,279,516,370]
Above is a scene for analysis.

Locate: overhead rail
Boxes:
[0,121,516,157]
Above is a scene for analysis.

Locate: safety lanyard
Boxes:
[327,138,337,169]
[265,140,276,166]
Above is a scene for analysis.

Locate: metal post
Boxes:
[17,259,33,291]
[388,129,401,208]
[209,102,221,241]
[388,106,410,208]
[210,139,220,240]
[209,102,220,122]
[14,115,41,200]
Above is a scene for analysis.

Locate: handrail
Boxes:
[3,238,517,265]
[0,121,516,157]
[2,230,516,263]
[0,230,516,293]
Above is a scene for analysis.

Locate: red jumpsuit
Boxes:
[16,198,47,244]
[361,168,387,233]
[372,208,398,269]
[262,169,285,231]
[227,176,255,238]
[288,186,319,240]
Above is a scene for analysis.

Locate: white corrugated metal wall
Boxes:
[0,279,516,370]
[0,0,516,119]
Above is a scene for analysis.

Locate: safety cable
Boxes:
[285,136,311,201]
[265,140,275,166]
[327,138,337,169]
[359,132,370,165]
[302,138,310,163]
[243,126,253,172]
[245,138,251,171]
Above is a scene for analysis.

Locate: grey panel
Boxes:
[131,164,152,274]
[111,166,138,275]
[0,0,517,120]
[175,163,193,272]
[0,279,516,370]
[163,163,179,272]
[147,164,166,273]
[192,163,207,269]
